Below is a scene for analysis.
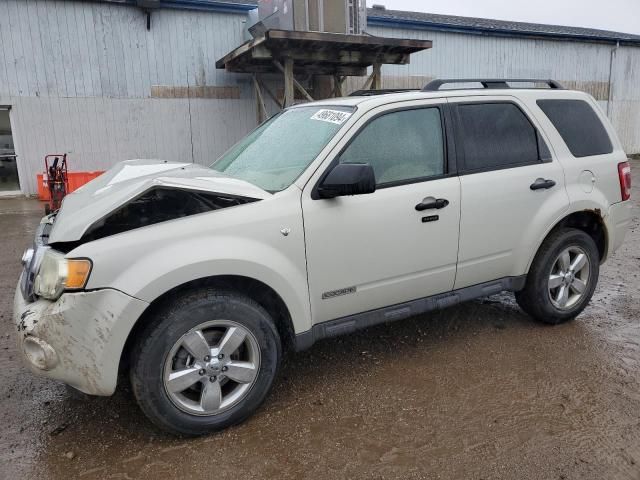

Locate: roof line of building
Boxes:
[95,1,640,46]
[366,15,640,46]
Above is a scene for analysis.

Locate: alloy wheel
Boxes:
[163,320,261,416]
[548,246,590,310]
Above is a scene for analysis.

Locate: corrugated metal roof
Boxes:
[93,0,640,45]
[367,7,640,45]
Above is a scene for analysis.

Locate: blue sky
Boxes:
[366,0,640,35]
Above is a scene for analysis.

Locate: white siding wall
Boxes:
[365,25,640,154]
[1,0,639,195]
[609,46,640,152]
[0,0,257,194]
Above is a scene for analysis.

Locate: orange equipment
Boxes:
[43,154,69,215]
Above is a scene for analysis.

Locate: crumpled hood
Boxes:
[49,159,271,243]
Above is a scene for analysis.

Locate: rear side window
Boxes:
[537,99,613,157]
[457,103,540,171]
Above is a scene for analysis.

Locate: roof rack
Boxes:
[349,88,420,96]
[422,78,564,91]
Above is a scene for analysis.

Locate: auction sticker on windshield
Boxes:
[311,109,352,125]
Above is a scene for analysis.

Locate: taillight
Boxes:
[618,161,631,201]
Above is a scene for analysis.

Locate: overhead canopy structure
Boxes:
[216,29,432,119]
[216,29,432,76]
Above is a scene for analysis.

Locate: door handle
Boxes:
[415,196,449,211]
[530,178,556,190]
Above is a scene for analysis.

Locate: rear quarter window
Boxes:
[537,99,613,158]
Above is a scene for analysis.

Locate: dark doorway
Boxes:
[0,109,20,193]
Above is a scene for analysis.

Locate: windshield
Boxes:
[210,106,355,192]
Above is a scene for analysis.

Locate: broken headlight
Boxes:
[34,249,92,300]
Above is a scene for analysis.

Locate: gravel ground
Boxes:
[1,161,639,479]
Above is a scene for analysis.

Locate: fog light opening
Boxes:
[23,336,58,371]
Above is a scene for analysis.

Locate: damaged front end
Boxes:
[14,159,270,395]
[14,284,149,395]
[20,186,260,301]
[45,159,272,245]
[15,211,150,395]
[19,159,270,301]
[70,187,259,246]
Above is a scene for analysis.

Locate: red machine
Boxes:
[43,154,69,214]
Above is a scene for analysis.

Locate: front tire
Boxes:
[130,288,281,436]
[516,228,599,325]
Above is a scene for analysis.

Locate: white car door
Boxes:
[301,100,461,324]
[449,96,570,289]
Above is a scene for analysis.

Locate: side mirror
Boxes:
[317,163,376,199]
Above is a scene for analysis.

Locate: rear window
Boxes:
[537,99,613,158]
[457,103,540,171]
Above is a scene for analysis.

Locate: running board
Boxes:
[294,276,526,351]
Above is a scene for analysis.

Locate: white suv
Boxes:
[14,79,633,435]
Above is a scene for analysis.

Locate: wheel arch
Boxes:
[119,275,297,376]
[526,208,608,274]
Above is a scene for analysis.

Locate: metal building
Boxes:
[1,0,639,196]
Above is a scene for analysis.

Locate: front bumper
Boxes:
[13,282,148,395]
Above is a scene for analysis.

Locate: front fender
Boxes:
[74,191,311,334]
[122,236,311,334]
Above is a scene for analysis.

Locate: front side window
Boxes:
[211,106,354,192]
[338,108,445,185]
[457,103,540,171]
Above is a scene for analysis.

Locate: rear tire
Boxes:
[130,288,281,436]
[516,228,599,325]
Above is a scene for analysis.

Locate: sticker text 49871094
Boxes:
[311,109,352,125]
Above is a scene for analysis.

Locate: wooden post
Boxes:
[372,63,382,90]
[333,75,345,97]
[362,75,372,90]
[273,60,314,103]
[283,57,295,107]
[257,78,283,109]
[252,74,267,124]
